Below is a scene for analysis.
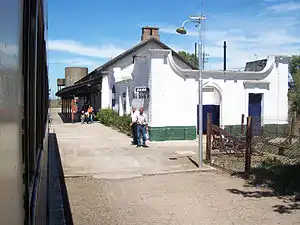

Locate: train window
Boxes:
[23,0,39,188]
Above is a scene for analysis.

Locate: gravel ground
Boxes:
[66,171,300,225]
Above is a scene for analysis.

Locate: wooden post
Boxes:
[69,100,72,121]
[245,116,252,179]
[278,146,284,155]
[67,100,69,120]
[71,99,75,123]
[66,99,68,114]
[206,113,212,163]
[61,99,63,113]
[288,113,296,144]
[241,114,245,136]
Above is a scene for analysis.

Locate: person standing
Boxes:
[88,105,94,123]
[136,107,149,148]
[130,106,138,145]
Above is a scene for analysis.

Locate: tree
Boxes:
[178,51,199,68]
[288,55,300,117]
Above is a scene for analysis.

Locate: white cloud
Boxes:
[158,11,300,70]
[49,58,102,68]
[264,0,284,2]
[267,1,300,12]
[48,40,125,58]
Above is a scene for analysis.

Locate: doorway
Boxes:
[197,87,221,134]
[198,105,220,134]
[248,93,262,136]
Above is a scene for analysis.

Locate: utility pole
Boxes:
[194,42,197,67]
[195,42,208,70]
[202,52,209,70]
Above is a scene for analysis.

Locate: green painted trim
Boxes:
[224,125,244,136]
[149,126,196,141]
[224,124,289,136]
[262,124,289,135]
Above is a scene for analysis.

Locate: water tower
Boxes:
[65,67,88,87]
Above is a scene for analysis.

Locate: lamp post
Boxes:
[176,15,206,168]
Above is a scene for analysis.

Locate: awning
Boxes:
[56,75,102,98]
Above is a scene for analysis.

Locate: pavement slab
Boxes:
[50,108,212,179]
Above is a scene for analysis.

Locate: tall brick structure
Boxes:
[141,26,160,41]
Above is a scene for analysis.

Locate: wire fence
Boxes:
[206,114,300,177]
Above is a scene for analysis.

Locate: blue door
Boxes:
[197,104,220,134]
[248,93,262,136]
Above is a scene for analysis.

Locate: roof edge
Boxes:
[74,37,197,84]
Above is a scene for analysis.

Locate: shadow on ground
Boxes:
[227,159,300,214]
[249,162,300,195]
[48,133,74,225]
[58,113,72,123]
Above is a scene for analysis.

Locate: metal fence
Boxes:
[206,114,300,178]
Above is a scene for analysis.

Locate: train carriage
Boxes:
[0,0,50,224]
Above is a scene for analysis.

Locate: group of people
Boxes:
[130,106,149,148]
[80,105,94,124]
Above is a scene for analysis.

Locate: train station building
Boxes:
[56,27,290,141]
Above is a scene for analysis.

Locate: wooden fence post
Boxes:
[288,113,296,144]
[206,113,212,163]
[241,114,245,136]
[245,116,252,179]
[71,99,75,123]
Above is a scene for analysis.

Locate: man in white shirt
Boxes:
[130,106,139,145]
[136,107,149,147]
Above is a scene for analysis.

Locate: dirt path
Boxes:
[66,171,300,225]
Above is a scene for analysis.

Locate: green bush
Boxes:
[96,108,131,135]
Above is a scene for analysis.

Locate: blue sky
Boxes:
[48,0,300,97]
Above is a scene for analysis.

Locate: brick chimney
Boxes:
[141,26,160,41]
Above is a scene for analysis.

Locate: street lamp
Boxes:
[176,15,206,168]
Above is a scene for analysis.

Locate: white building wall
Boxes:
[150,56,197,127]
[201,61,288,126]
[114,80,131,114]
[240,59,288,125]
[101,75,110,108]
[212,80,248,126]
[149,51,289,128]
[276,61,289,123]
[112,56,152,116]
[101,45,289,129]
[100,42,184,113]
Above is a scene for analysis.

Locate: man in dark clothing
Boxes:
[130,106,138,145]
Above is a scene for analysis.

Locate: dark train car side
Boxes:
[0,0,50,224]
